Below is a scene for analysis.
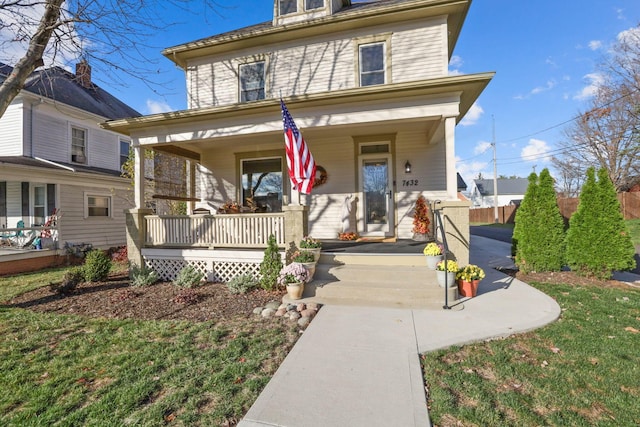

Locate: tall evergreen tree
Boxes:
[513,169,565,273]
[566,168,636,278]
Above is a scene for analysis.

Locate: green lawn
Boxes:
[422,281,640,426]
[626,218,640,246]
[0,268,296,426]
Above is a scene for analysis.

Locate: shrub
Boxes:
[50,267,85,294]
[130,264,158,287]
[172,265,204,288]
[83,249,112,282]
[566,167,636,279]
[260,234,283,291]
[226,274,258,294]
[513,169,565,273]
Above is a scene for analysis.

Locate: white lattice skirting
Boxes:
[141,248,283,283]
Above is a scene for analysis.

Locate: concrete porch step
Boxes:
[283,254,459,308]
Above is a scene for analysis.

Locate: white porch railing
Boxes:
[0,225,58,249]
[144,213,286,248]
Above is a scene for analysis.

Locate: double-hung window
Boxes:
[71,126,87,164]
[85,194,111,218]
[359,42,386,86]
[120,140,130,170]
[239,61,265,102]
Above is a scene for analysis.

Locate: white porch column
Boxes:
[444,116,457,200]
[133,142,144,209]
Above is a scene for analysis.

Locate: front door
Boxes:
[359,154,394,237]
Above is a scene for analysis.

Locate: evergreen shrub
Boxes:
[83,250,112,282]
[260,234,283,291]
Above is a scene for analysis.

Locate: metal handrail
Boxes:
[431,200,452,310]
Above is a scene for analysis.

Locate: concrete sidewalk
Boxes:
[238,235,563,427]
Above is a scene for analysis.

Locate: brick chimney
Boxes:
[75,60,92,88]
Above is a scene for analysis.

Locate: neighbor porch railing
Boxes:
[144,213,286,248]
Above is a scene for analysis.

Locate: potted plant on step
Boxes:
[423,242,444,270]
[435,259,459,288]
[292,250,317,282]
[299,236,322,262]
[456,264,485,297]
[277,262,310,300]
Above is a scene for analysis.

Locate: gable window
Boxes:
[359,43,385,86]
[241,157,283,213]
[305,0,324,10]
[71,126,87,164]
[120,140,130,169]
[279,0,297,15]
[239,61,265,102]
[85,193,111,218]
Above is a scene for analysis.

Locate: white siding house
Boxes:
[0,61,138,255]
[469,178,529,208]
[104,0,494,270]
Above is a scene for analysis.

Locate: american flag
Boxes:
[281,99,316,195]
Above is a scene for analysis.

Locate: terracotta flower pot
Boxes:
[458,279,480,297]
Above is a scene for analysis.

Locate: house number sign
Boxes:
[402,179,419,187]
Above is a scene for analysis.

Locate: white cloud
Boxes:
[456,156,489,187]
[448,55,463,76]
[146,99,173,114]
[460,102,484,127]
[531,80,556,95]
[616,8,626,20]
[574,73,604,100]
[617,26,640,44]
[545,57,557,68]
[474,141,492,155]
[588,40,603,50]
[521,138,551,163]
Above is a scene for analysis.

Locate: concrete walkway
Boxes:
[238,236,564,427]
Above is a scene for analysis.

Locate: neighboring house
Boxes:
[0,60,139,255]
[103,0,493,278]
[470,178,529,208]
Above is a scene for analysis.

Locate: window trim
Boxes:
[238,59,267,103]
[235,150,287,212]
[84,192,112,219]
[354,33,392,87]
[31,183,46,226]
[71,125,88,164]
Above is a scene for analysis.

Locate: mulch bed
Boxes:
[4,272,285,322]
[507,269,636,290]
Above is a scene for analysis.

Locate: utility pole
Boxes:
[492,115,498,223]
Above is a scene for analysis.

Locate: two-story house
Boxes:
[104,0,494,280]
[0,61,138,273]
[470,178,529,208]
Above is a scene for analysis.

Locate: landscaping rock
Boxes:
[298,317,311,328]
[296,303,306,312]
[300,309,316,318]
[275,308,286,317]
[306,302,321,311]
[288,311,301,321]
[253,307,264,315]
[261,308,276,318]
[266,301,281,310]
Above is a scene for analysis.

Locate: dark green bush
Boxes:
[566,167,636,279]
[83,250,112,282]
[260,234,283,291]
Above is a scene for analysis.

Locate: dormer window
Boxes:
[239,61,266,102]
[71,126,88,164]
[279,0,297,15]
[306,0,324,10]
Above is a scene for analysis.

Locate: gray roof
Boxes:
[0,63,140,120]
[473,178,529,196]
[0,156,123,178]
[457,173,467,191]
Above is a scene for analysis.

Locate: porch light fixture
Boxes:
[404,160,412,173]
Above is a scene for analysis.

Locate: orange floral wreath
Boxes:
[314,165,328,187]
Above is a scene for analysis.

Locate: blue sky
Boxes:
[14,0,640,187]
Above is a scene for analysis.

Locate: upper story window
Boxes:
[71,126,87,164]
[359,43,386,87]
[120,140,130,169]
[279,0,297,15]
[239,61,265,102]
[305,0,324,10]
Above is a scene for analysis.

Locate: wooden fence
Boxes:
[470,192,640,224]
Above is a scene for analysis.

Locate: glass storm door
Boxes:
[360,154,394,236]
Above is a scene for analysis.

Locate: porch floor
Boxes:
[320,238,426,254]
